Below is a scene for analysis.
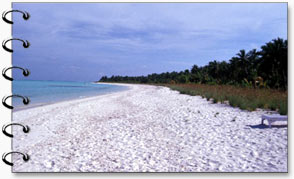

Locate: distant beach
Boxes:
[12,83,287,172]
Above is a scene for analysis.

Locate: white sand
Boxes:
[12,83,287,172]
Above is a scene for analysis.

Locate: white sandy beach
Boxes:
[12,83,287,172]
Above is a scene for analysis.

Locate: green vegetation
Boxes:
[165,84,287,115]
[99,38,288,114]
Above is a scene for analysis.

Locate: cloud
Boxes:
[12,3,287,81]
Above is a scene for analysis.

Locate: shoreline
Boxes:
[12,83,287,172]
[13,82,131,112]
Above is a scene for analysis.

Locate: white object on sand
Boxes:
[261,114,288,128]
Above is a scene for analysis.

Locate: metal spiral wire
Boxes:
[2,38,30,53]
[2,10,30,24]
[2,9,31,167]
[2,95,30,110]
[2,66,30,81]
[2,123,30,138]
[2,152,30,166]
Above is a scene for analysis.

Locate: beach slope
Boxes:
[12,83,287,172]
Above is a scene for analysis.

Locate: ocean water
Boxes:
[12,80,128,110]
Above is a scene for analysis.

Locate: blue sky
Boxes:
[12,3,287,82]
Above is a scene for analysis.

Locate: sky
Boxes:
[12,3,287,82]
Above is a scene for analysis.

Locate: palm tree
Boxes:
[259,38,287,89]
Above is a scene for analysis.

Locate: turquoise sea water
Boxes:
[12,80,128,110]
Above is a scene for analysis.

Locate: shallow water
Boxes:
[12,80,127,109]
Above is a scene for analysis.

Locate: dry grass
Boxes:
[164,84,287,115]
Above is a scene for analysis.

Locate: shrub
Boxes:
[166,84,287,115]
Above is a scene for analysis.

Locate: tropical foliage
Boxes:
[99,38,288,114]
[100,38,287,90]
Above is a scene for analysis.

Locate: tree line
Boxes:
[99,38,287,90]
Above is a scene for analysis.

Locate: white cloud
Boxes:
[12,3,287,81]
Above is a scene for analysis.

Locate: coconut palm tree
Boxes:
[259,38,287,89]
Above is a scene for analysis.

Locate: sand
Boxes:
[11,83,287,172]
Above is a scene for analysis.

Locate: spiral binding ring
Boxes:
[2,95,30,109]
[2,38,30,53]
[2,66,30,81]
[2,152,29,166]
[2,123,30,138]
[2,10,30,24]
[1,10,31,167]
